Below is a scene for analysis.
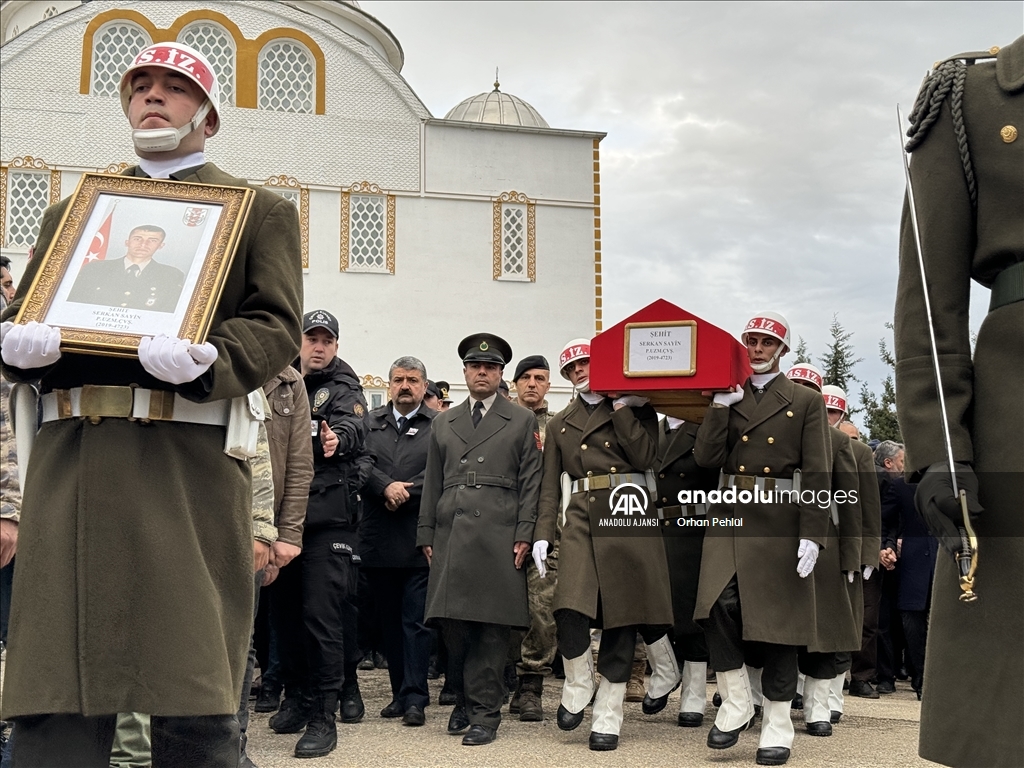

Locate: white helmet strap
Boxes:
[750,345,785,374]
[132,100,212,153]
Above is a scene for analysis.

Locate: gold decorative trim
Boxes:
[8,156,50,170]
[50,170,61,205]
[340,182,394,274]
[361,374,387,389]
[492,190,536,282]
[264,175,309,268]
[1,157,58,247]
[0,167,7,247]
[80,10,327,114]
[593,138,602,332]
[99,162,132,175]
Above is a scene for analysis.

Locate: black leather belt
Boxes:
[990,261,1024,312]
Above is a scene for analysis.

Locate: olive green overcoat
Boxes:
[0,163,303,718]
[849,437,881,632]
[894,37,1023,767]
[692,375,831,646]
[535,398,672,629]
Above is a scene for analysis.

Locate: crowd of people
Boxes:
[0,33,1021,768]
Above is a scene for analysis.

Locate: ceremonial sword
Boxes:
[896,104,978,602]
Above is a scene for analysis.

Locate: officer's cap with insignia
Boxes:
[302,309,339,340]
[458,333,512,367]
[435,380,453,403]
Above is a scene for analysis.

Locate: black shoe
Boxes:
[439,689,458,706]
[255,684,282,713]
[339,685,365,723]
[462,724,496,746]
[380,700,404,718]
[896,665,909,681]
[876,680,896,695]
[402,705,426,727]
[755,747,791,765]
[294,714,337,759]
[374,651,388,670]
[848,680,879,699]
[707,720,751,749]
[556,703,585,731]
[791,694,803,710]
[754,704,763,720]
[678,712,704,727]
[427,660,441,680]
[712,691,722,707]
[916,689,922,701]
[589,732,618,751]
[357,653,374,671]
[447,706,470,734]
[642,681,680,715]
[806,721,832,736]
[830,710,842,724]
[269,698,312,734]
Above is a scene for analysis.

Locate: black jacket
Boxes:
[303,357,371,533]
[883,476,937,612]
[361,403,436,568]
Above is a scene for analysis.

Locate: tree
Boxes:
[818,314,863,394]
[858,325,903,442]
[793,336,812,364]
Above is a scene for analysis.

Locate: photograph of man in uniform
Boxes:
[67,224,185,312]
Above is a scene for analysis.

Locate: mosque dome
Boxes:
[445,78,549,128]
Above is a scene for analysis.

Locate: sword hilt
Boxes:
[954,489,978,602]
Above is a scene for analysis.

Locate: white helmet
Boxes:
[558,338,591,380]
[822,385,848,415]
[119,42,221,153]
[786,362,824,392]
[742,311,791,373]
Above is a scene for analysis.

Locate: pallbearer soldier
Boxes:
[642,413,721,727]
[417,334,542,746]
[693,312,830,767]
[787,367,862,737]
[533,338,672,752]
[894,37,1023,768]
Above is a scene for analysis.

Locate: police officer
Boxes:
[533,338,672,752]
[417,333,542,746]
[272,309,370,759]
[693,312,830,767]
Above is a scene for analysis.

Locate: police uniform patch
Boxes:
[313,388,330,411]
[354,403,364,417]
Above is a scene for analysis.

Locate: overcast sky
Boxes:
[363,1,1021,402]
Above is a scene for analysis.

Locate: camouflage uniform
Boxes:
[249,422,277,546]
[0,376,20,524]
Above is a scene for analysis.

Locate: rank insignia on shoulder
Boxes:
[313,388,330,410]
[354,403,365,416]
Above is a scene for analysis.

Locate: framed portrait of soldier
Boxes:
[14,173,253,358]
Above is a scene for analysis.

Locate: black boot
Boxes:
[269,694,313,734]
[339,681,365,723]
[295,694,338,758]
[517,674,544,722]
[255,680,282,713]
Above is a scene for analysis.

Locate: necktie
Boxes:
[397,416,408,434]
[472,400,484,427]
[127,265,140,277]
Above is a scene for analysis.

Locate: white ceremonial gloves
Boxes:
[532,540,549,578]
[0,321,62,369]
[138,334,218,385]
[796,539,820,578]
[847,571,856,583]
[713,387,744,408]
[862,565,875,580]
[612,395,650,409]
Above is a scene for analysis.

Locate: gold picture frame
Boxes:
[623,320,698,377]
[15,173,253,358]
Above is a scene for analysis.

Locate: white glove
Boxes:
[847,571,856,583]
[713,387,744,407]
[0,320,62,369]
[532,540,549,578]
[796,539,819,578]
[862,565,874,580]
[138,334,218,385]
[613,395,650,409]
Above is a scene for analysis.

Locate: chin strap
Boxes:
[750,346,785,374]
[132,101,212,153]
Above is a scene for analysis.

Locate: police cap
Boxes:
[458,333,512,366]
[302,309,339,339]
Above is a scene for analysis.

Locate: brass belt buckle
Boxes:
[589,475,611,491]
[147,390,175,422]
[80,385,134,424]
[734,475,755,491]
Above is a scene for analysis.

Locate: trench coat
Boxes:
[535,397,672,630]
[806,426,862,653]
[894,38,1024,767]
[417,394,542,629]
[692,374,831,646]
[0,163,303,718]
[655,419,720,638]
[849,438,881,631]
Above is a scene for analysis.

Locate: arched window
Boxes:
[258,40,314,114]
[90,21,151,97]
[178,22,236,105]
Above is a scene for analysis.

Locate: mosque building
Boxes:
[0,0,603,407]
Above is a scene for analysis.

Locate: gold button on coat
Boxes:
[767,437,774,444]
[1001,125,1018,143]
[764,466,771,473]
[604,441,611,448]
[610,467,617,473]
[581,444,588,450]
[787,411,794,417]
[659,473,665,478]
[739,465,745,472]
[741,435,749,442]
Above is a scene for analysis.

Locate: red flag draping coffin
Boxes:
[589,299,751,422]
